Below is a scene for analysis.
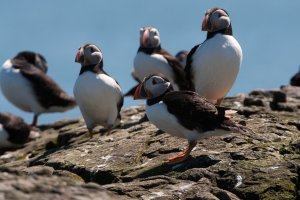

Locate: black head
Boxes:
[139,27,161,48]
[14,51,48,73]
[75,44,103,66]
[202,8,232,35]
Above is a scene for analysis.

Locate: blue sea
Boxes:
[0,0,299,124]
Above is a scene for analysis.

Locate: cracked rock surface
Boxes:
[1,85,300,200]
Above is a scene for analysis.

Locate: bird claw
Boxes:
[100,129,112,136]
[167,141,197,165]
[167,153,189,164]
[87,128,94,139]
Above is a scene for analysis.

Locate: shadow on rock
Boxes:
[129,155,220,181]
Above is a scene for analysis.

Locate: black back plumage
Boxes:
[290,69,300,86]
[160,91,241,133]
[138,46,188,90]
[0,112,30,144]
[10,54,76,109]
[184,44,201,91]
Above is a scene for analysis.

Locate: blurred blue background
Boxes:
[0,0,299,124]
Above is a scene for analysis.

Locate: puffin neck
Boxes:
[206,27,232,40]
[146,87,172,106]
[138,45,162,55]
[79,61,103,75]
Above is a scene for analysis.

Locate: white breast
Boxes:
[73,72,122,129]
[146,102,203,141]
[146,101,232,142]
[133,52,179,90]
[0,124,17,148]
[0,60,44,114]
[191,34,242,101]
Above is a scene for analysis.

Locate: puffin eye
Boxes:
[152,79,157,84]
[90,48,94,53]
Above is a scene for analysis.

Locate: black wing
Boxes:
[184,44,201,91]
[163,91,227,132]
[0,112,30,144]
[101,69,123,119]
[124,84,139,97]
[11,59,76,109]
[290,72,300,86]
[13,51,48,73]
[157,48,188,90]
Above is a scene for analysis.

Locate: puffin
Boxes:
[290,66,300,87]
[134,75,243,164]
[124,27,187,96]
[0,51,76,127]
[74,44,123,137]
[175,50,189,67]
[0,112,39,149]
[185,8,243,106]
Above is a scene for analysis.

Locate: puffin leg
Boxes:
[87,128,94,138]
[31,114,39,127]
[216,98,223,106]
[105,125,114,135]
[168,140,197,164]
[106,127,112,135]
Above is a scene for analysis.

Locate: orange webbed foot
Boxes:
[167,141,197,165]
[168,152,190,164]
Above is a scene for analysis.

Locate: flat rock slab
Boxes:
[0,172,132,200]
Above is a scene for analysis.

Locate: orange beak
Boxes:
[133,83,144,100]
[141,29,149,47]
[75,51,82,63]
[202,15,208,31]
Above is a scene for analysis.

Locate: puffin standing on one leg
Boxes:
[124,27,187,96]
[0,112,39,149]
[185,8,242,106]
[0,51,77,127]
[74,44,123,137]
[134,75,243,164]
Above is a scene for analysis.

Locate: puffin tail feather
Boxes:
[124,84,140,97]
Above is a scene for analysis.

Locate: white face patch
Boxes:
[140,27,160,48]
[144,76,170,98]
[82,44,103,65]
[210,9,230,31]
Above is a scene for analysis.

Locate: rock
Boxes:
[23,166,54,176]
[288,121,300,131]
[272,91,287,103]
[0,172,131,200]
[1,86,300,199]
[249,89,274,98]
[270,102,298,112]
[53,170,85,182]
[243,97,266,107]
[281,85,300,98]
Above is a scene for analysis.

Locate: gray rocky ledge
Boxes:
[1,85,300,200]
